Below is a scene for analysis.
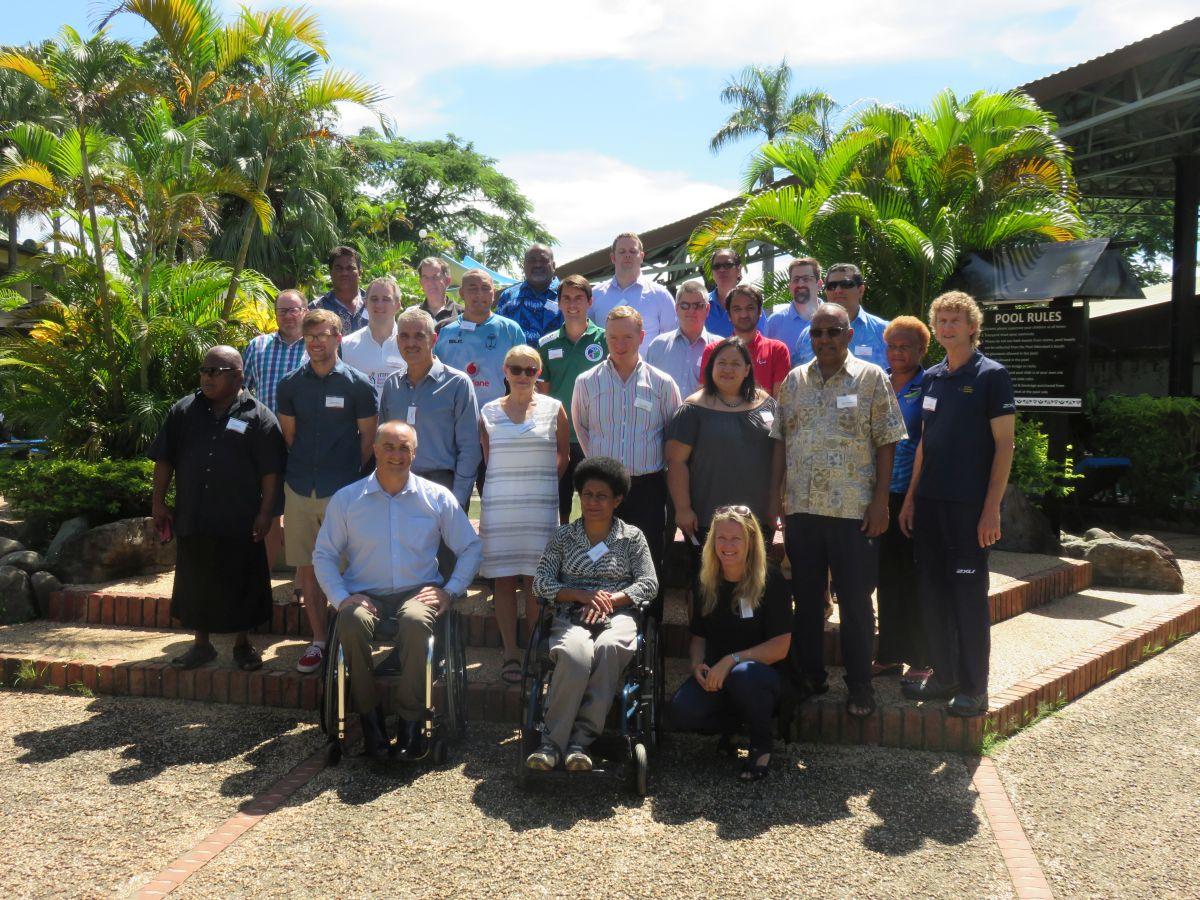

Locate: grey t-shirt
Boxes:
[667,396,779,528]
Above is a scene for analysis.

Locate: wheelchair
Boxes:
[319,600,468,767]
[516,597,664,796]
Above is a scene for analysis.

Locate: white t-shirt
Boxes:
[340,322,405,397]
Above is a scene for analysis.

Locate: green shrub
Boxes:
[1011,413,1079,498]
[1089,395,1200,512]
[0,458,158,546]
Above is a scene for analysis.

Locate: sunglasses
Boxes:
[824,278,862,291]
[715,504,753,517]
[506,364,538,377]
[198,365,237,376]
[677,300,707,311]
[712,261,739,271]
[809,326,847,339]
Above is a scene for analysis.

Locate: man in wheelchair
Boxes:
[313,420,481,760]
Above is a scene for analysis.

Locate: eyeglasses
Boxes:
[275,306,305,315]
[824,278,862,291]
[303,331,338,341]
[791,274,818,284]
[677,300,707,311]
[198,365,237,376]
[715,504,752,517]
[506,364,538,377]
[712,261,738,271]
[809,326,848,338]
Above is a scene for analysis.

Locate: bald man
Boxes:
[313,420,482,759]
[150,345,287,672]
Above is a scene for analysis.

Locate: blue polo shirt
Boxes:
[916,351,1015,505]
[496,277,563,344]
[793,307,890,365]
[888,368,925,494]
[432,312,526,406]
[764,303,812,356]
[705,288,767,337]
[276,359,378,497]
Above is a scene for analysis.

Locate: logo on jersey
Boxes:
[585,343,602,362]
[466,362,479,376]
[485,334,497,350]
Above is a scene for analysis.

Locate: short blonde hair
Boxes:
[302,308,342,335]
[606,305,643,328]
[611,231,643,252]
[928,291,983,348]
[366,275,400,302]
[504,344,541,369]
[884,315,931,353]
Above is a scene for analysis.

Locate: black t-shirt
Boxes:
[690,565,792,665]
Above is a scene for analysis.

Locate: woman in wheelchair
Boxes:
[668,505,791,781]
[526,456,659,773]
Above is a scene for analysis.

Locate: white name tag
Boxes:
[923,396,938,412]
[759,411,774,426]
[325,396,345,409]
[854,344,873,356]
[586,541,609,563]
[406,406,417,425]
[544,300,559,313]
[459,320,476,332]
[548,348,564,360]
[634,397,653,412]
[226,418,248,434]
[836,394,858,409]
[738,597,754,619]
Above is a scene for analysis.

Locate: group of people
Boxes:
[148,233,1015,778]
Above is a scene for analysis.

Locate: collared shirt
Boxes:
[538,321,607,444]
[699,330,792,396]
[432,312,526,406]
[889,368,925,494]
[378,359,482,508]
[532,518,658,613]
[496,277,563,344]
[589,276,677,348]
[419,297,462,330]
[313,472,482,607]
[770,354,908,520]
[147,390,285,537]
[340,322,406,397]
[705,288,767,337]
[310,289,368,334]
[764,301,818,356]
[572,358,681,475]
[242,331,306,413]
[917,351,1015,505]
[793,307,891,366]
[276,359,378,497]
[645,327,716,397]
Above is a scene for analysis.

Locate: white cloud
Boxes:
[498,151,733,264]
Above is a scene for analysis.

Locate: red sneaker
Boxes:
[296,643,324,673]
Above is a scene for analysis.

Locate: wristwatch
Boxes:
[732,653,742,664]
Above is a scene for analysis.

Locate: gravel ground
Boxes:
[0,691,322,898]
[172,723,1012,899]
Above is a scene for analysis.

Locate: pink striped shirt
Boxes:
[572,358,681,475]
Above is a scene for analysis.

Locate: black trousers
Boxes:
[617,470,667,618]
[876,492,929,668]
[785,513,879,693]
[557,443,586,524]
[914,497,990,696]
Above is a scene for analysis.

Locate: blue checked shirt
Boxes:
[310,290,368,334]
[496,278,563,345]
[243,331,307,413]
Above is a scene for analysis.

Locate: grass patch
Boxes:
[980,693,1067,756]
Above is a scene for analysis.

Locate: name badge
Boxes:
[854,344,873,356]
[586,541,609,563]
[459,320,477,332]
[634,396,653,412]
[226,418,248,434]
[836,394,858,409]
[548,348,564,360]
[738,597,754,620]
[759,411,774,426]
[325,395,345,409]
[923,396,938,412]
[406,406,417,425]
[544,300,559,313]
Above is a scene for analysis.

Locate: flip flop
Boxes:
[500,657,522,685]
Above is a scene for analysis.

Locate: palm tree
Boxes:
[692,89,1084,318]
[710,60,838,276]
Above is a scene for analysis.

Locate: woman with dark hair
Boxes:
[669,505,792,780]
[666,336,779,559]
[527,456,659,773]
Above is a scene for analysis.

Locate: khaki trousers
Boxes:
[336,590,437,721]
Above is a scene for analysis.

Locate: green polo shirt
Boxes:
[538,320,608,443]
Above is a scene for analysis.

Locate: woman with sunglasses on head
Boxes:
[668,506,792,781]
[480,345,570,683]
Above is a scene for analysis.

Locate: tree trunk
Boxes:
[163,95,200,263]
[222,151,273,319]
[758,171,775,279]
[5,213,17,275]
[78,117,121,409]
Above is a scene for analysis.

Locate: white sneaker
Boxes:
[564,745,593,772]
[526,741,559,771]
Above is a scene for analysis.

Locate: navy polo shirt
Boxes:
[916,350,1015,505]
[276,359,378,497]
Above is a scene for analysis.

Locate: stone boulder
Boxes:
[1084,527,1118,542]
[1083,538,1184,593]
[996,485,1060,554]
[0,536,24,557]
[0,550,44,574]
[1129,534,1181,574]
[48,517,175,584]
[0,565,35,624]
[44,516,89,568]
[30,571,62,613]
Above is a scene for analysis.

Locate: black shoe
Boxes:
[901,676,959,702]
[171,642,217,670]
[947,692,988,717]
[359,707,390,760]
[402,719,428,760]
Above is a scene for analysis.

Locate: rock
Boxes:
[1084,527,1118,542]
[0,549,44,573]
[1059,534,1089,559]
[996,484,1060,553]
[0,518,35,545]
[1129,534,1181,574]
[1083,538,1185,592]
[30,570,62,613]
[44,516,89,568]
[48,517,175,584]
[0,565,34,624]
[0,536,24,556]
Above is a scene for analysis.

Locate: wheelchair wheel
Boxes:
[626,741,648,797]
[443,612,467,741]
[516,613,548,787]
[321,616,352,766]
[641,616,665,754]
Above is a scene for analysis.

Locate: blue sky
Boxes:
[10,1,1197,269]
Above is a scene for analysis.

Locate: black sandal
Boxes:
[739,750,771,781]
[233,642,263,672]
[500,657,522,685]
[171,642,217,670]
[846,688,876,719]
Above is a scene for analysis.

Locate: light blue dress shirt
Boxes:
[644,327,716,397]
[764,302,815,357]
[313,472,482,606]
[792,307,891,366]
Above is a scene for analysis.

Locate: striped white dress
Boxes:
[479,395,561,578]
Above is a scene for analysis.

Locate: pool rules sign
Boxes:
[980,306,1086,412]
